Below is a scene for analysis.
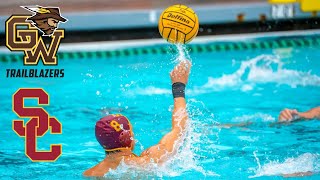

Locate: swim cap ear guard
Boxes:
[119,130,132,148]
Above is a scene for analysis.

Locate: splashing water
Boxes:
[175,44,191,63]
[251,153,320,178]
[131,54,320,96]
[202,54,320,91]
[231,113,275,123]
[104,48,219,179]
[104,99,219,179]
[253,150,262,173]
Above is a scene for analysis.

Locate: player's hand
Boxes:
[170,60,191,85]
[278,108,299,122]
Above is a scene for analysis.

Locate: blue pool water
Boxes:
[0,35,320,179]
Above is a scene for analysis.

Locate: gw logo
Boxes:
[12,88,62,162]
[5,6,67,65]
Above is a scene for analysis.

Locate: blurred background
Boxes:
[1,0,265,13]
[0,0,320,44]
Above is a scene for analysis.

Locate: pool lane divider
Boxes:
[0,36,319,62]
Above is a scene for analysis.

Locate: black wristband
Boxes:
[172,82,186,98]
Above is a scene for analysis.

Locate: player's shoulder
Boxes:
[127,145,167,164]
[141,144,167,157]
[83,161,109,177]
[83,167,96,177]
[124,154,145,165]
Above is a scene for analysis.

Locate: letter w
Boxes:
[24,30,64,65]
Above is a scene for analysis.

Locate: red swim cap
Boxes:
[95,114,133,152]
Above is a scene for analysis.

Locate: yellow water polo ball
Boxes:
[158,4,199,44]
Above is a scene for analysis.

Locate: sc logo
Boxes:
[12,88,62,162]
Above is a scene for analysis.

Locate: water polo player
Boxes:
[83,60,191,176]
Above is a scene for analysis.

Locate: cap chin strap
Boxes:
[105,147,130,152]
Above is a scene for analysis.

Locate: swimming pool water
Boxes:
[0,35,320,179]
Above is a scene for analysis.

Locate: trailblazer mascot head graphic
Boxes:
[22,6,67,36]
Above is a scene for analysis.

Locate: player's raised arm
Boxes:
[136,60,191,163]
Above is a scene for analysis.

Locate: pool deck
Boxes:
[0,0,264,15]
[0,0,314,34]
